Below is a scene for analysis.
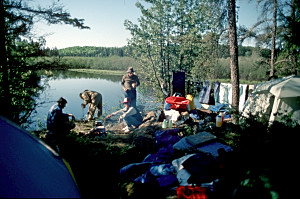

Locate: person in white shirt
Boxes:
[106,97,143,132]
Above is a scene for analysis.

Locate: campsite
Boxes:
[1,0,299,198]
[1,75,298,198]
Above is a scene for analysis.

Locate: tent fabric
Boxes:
[269,97,300,122]
[253,75,294,94]
[0,116,81,198]
[269,76,300,98]
[242,93,275,121]
[242,76,300,124]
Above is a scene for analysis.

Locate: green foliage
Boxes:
[0,0,89,124]
[31,55,139,71]
[58,46,128,57]
[125,0,227,95]
[61,56,139,71]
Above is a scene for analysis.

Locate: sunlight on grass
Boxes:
[69,68,124,75]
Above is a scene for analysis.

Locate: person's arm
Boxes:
[135,75,140,87]
[106,107,126,118]
[121,75,127,91]
[81,91,90,108]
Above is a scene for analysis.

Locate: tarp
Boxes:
[0,116,81,198]
[242,75,300,123]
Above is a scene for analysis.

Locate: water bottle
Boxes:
[168,120,173,128]
[162,119,167,129]
[216,115,222,127]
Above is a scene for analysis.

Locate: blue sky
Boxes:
[34,0,260,49]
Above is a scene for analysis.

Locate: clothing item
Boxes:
[47,103,68,132]
[110,106,143,128]
[121,73,140,90]
[125,89,137,108]
[198,80,212,104]
[122,73,140,108]
[81,90,102,120]
[127,67,135,73]
[46,103,73,151]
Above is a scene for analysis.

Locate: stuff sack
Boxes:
[165,96,190,111]
[176,186,208,199]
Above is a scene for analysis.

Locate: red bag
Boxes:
[165,96,190,110]
[176,186,208,199]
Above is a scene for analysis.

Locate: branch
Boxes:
[7,3,90,29]
[146,43,163,94]
[275,59,291,65]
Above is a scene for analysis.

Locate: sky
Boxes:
[33,0,260,49]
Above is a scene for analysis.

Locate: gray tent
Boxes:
[242,75,300,124]
[0,116,81,198]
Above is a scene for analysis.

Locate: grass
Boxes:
[68,68,124,75]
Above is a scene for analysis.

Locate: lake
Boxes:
[25,70,160,130]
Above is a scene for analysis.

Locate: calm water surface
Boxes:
[26,71,160,130]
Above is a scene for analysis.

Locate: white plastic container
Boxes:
[219,111,225,124]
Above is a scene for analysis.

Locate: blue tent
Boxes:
[0,116,81,198]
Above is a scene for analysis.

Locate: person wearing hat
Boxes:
[79,90,102,121]
[106,97,143,133]
[121,67,140,108]
[46,97,75,152]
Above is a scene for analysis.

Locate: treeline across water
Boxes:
[46,45,263,58]
[41,45,270,82]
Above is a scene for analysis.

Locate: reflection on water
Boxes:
[26,70,160,131]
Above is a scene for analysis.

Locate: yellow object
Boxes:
[216,116,222,127]
[186,94,196,110]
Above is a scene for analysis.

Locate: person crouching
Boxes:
[80,90,102,121]
[106,97,143,133]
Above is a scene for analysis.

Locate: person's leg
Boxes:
[124,115,141,128]
[88,103,96,120]
[132,90,137,108]
[126,90,137,108]
[96,95,102,117]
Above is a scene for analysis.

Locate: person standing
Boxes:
[79,90,102,121]
[46,97,75,152]
[106,97,143,133]
[121,67,140,108]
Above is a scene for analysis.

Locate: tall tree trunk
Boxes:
[228,0,240,123]
[0,0,12,119]
[270,0,277,77]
